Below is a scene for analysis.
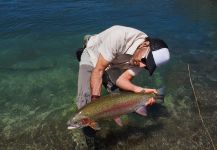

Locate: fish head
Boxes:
[67,112,90,130]
[67,112,101,130]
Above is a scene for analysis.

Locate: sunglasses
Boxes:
[141,57,149,70]
[141,57,146,64]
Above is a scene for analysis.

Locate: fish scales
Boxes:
[78,93,153,120]
[67,89,164,129]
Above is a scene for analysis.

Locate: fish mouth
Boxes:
[67,119,81,130]
[67,124,81,130]
[67,126,78,130]
[67,121,81,130]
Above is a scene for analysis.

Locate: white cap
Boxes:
[152,48,170,67]
[143,38,170,75]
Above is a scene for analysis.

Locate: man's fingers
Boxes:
[145,97,156,106]
[144,88,158,94]
[153,89,158,94]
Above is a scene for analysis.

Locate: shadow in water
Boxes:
[95,104,170,149]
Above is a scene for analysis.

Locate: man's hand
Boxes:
[145,97,156,106]
[143,88,157,94]
[142,88,157,106]
[91,95,100,102]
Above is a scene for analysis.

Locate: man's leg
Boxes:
[76,64,99,150]
[76,64,93,109]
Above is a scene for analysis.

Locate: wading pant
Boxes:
[76,64,123,109]
[76,64,93,109]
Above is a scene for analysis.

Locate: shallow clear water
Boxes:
[0,0,217,149]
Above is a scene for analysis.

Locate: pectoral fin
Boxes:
[135,106,147,116]
[89,121,101,130]
[114,117,123,127]
[81,118,101,130]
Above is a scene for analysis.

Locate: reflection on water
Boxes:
[0,0,216,149]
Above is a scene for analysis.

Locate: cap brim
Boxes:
[146,52,156,76]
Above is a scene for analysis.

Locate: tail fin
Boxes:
[155,87,165,104]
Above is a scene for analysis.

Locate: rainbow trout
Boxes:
[67,91,164,130]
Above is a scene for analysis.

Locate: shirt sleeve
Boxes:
[127,67,143,76]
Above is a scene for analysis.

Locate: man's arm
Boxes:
[91,54,109,97]
[116,70,157,94]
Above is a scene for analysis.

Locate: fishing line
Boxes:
[187,64,216,150]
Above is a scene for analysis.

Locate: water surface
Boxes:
[0,0,217,149]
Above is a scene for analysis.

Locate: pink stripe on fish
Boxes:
[100,100,138,115]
